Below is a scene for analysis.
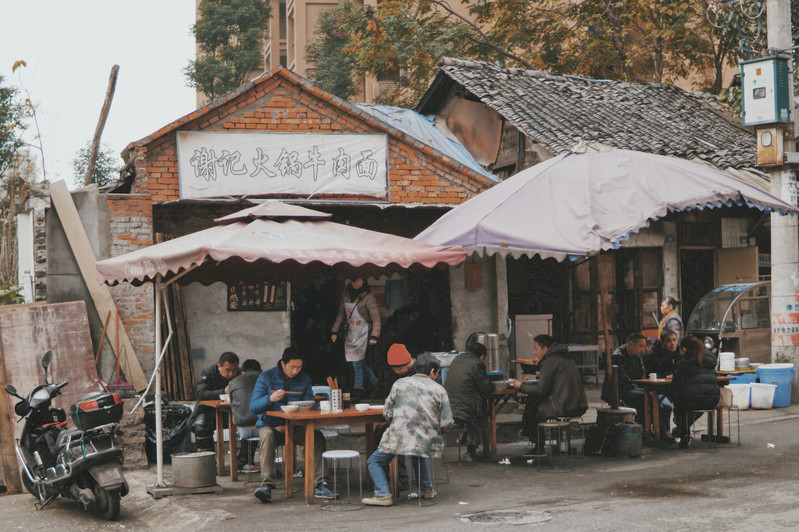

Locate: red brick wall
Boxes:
[111,70,491,376]
[105,193,155,373]
[130,75,490,203]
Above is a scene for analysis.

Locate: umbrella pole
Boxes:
[155,282,164,487]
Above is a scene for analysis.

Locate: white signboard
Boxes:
[177,131,388,199]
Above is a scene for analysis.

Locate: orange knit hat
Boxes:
[387,343,412,367]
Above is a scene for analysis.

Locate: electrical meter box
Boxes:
[740,56,791,127]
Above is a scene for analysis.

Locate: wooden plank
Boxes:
[0,346,22,493]
[0,301,101,491]
[49,180,147,391]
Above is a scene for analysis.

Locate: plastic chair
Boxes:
[313,385,331,400]
[321,450,363,511]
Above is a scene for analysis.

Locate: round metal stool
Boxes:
[538,421,574,472]
[321,450,363,511]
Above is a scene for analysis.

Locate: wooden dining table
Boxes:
[199,400,239,481]
[632,376,732,442]
[483,387,519,460]
[268,407,388,504]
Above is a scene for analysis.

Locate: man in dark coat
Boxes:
[602,332,673,440]
[189,351,240,452]
[644,328,681,378]
[229,358,262,472]
[510,335,588,450]
[444,335,492,462]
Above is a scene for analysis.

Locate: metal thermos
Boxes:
[471,332,500,373]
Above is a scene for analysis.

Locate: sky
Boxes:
[1,1,198,187]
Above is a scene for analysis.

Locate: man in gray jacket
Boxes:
[229,359,262,472]
[444,335,492,462]
[510,335,588,451]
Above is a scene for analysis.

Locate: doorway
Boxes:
[680,248,715,322]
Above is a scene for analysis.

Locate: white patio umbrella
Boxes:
[416,149,797,260]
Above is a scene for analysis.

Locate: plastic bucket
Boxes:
[726,383,750,410]
[730,373,757,384]
[756,364,796,408]
[613,422,642,458]
[750,383,777,409]
[172,451,217,487]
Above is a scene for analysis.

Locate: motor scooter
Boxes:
[4,351,129,520]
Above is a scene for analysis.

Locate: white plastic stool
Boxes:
[321,450,363,511]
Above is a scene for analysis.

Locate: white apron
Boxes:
[344,301,369,362]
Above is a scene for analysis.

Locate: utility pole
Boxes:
[766,0,799,403]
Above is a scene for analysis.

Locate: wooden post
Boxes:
[84,65,119,186]
[49,180,147,390]
[0,355,22,493]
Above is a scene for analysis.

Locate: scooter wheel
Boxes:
[21,471,54,500]
[92,485,121,521]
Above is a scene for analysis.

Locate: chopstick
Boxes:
[326,376,335,390]
[284,391,303,395]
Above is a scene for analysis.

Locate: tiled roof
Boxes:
[419,58,756,170]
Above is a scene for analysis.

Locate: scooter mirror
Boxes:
[4,384,17,396]
[42,350,53,368]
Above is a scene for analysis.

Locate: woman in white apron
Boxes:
[331,278,381,395]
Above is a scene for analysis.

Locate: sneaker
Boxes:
[521,446,541,458]
[362,496,393,507]
[254,484,272,503]
[314,481,339,500]
[239,464,261,473]
[422,489,436,500]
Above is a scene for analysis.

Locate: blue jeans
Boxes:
[367,450,431,498]
[622,390,672,435]
[352,360,377,388]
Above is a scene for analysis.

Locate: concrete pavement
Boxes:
[2,385,799,530]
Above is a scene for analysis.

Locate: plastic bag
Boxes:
[144,403,192,463]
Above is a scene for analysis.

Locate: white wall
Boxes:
[184,282,291,373]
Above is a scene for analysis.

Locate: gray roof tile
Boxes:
[427,58,755,169]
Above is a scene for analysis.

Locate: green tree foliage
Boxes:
[0,74,27,176]
[306,1,361,100]
[325,0,761,106]
[72,142,120,188]
[337,0,483,107]
[185,0,271,101]
[0,75,30,288]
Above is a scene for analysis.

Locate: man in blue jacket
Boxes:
[249,347,336,503]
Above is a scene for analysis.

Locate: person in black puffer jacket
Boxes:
[671,334,720,448]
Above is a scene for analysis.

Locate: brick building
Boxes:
[47,66,494,385]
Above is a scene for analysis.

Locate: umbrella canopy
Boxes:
[415,150,798,261]
[96,201,465,286]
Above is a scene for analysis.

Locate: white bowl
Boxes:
[280,404,298,413]
[289,400,315,411]
[355,403,370,412]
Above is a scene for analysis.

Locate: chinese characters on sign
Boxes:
[178,132,389,199]
[227,281,287,312]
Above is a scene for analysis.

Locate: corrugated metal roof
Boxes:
[356,104,498,182]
